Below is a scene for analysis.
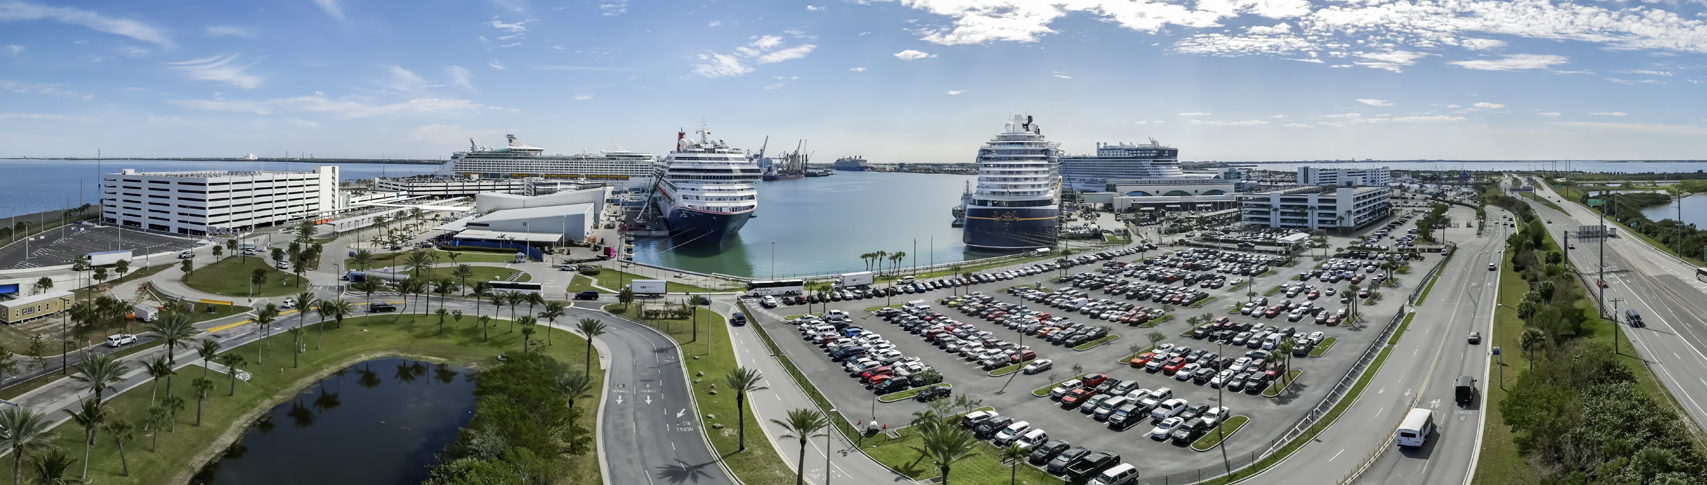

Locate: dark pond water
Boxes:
[192,358,478,485]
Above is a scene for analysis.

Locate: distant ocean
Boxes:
[0,159,440,220]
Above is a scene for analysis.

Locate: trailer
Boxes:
[132,305,160,323]
[839,271,873,287]
[86,250,132,267]
[629,279,667,296]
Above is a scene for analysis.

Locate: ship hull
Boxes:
[762,173,805,181]
[962,206,1059,249]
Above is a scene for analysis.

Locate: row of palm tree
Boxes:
[858,250,910,278]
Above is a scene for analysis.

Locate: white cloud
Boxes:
[693,53,751,77]
[850,67,867,71]
[947,90,963,95]
[1606,77,1665,85]
[1472,102,1505,109]
[1460,38,1506,50]
[1192,119,1270,126]
[1356,99,1393,106]
[1133,120,1165,124]
[168,54,263,89]
[1450,54,1569,71]
[1352,115,1466,124]
[0,79,82,97]
[0,112,92,121]
[1284,123,1315,128]
[489,59,506,70]
[1537,112,1561,117]
[757,44,816,64]
[311,0,345,21]
[381,65,429,92]
[1354,51,1427,73]
[1053,74,1071,79]
[3,44,19,55]
[205,26,255,38]
[1591,111,1629,117]
[169,95,498,118]
[446,66,475,91]
[574,94,593,100]
[1269,115,1287,118]
[1322,113,1362,119]
[600,0,627,16]
[894,49,936,61]
[1632,70,1673,76]
[807,5,824,10]
[709,20,721,27]
[0,0,173,46]
[283,118,318,127]
[1247,23,1292,35]
[764,82,786,90]
[1446,104,1461,108]
[488,19,533,33]
[500,42,521,48]
[1178,112,1212,116]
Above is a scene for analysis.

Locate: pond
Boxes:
[192,358,478,485]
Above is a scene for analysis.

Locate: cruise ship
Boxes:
[962,115,1061,250]
[833,156,869,171]
[1058,139,1183,192]
[651,127,761,245]
[436,135,657,190]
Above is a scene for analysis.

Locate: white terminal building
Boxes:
[1297,166,1391,186]
[102,166,340,236]
[1239,185,1393,232]
[436,186,612,245]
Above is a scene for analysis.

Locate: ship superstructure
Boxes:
[962,115,1061,250]
[437,135,657,189]
[1058,139,1183,192]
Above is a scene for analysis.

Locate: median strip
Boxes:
[1262,370,1303,398]
[1307,337,1338,357]
[1073,334,1121,351]
[1031,374,1090,397]
[878,383,951,403]
[1191,416,1250,452]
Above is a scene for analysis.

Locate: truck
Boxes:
[1065,451,1122,484]
[132,305,160,323]
[86,250,132,267]
[839,271,873,287]
[629,279,667,296]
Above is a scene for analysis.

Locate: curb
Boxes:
[1191,416,1251,452]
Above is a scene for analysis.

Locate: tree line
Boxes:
[422,352,594,485]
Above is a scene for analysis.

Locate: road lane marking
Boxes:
[206,321,251,332]
[1330,449,1345,462]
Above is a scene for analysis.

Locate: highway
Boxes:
[1526,181,1707,432]
[1258,203,1506,485]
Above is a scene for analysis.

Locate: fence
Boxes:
[1408,255,1451,303]
[1133,310,1409,485]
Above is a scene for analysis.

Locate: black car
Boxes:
[1029,441,1072,465]
[573,291,600,300]
[915,385,952,402]
[873,378,912,395]
[368,303,397,313]
[975,416,1015,439]
[1045,446,1092,474]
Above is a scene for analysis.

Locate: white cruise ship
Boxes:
[962,115,1062,250]
[436,135,656,190]
[1058,139,1184,192]
[652,127,761,245]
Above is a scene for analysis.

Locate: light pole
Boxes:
[825,408,836,485]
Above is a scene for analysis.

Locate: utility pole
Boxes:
[1599,201,1607,319]
[1610,297,1625,354]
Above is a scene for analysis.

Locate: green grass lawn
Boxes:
[1189,296,1218,308]
[1308,337,1338,357]
[1388,313,1416,345]
[864,303,903,312]
[1137,314,1174,328]
[1073,334,1120,351]
[1031,374,1089,397]
[0,340,167,400]
[397,265,529,285]
[878,383,949,403]
[1191,416,1250,451]
[0,313,604,485]
[589,268,712,293]
[1263,285,1283,296]
[1262,370,1303,397]
[859,422,1063,485]
[987,362,1025,377]
[182,257,302,298]
[564,274,599,293]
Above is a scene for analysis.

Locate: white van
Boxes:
[1090,463,1139,485]
[1397,408,1434,447]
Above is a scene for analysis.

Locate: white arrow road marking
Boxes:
[678,408,686,418]
[617,395,623,404]
[646,395,652,405]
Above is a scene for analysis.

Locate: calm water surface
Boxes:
[191,358,476,485]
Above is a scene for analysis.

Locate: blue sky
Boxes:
[2,0,1706,162]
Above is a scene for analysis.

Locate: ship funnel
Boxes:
[506,134,518,146]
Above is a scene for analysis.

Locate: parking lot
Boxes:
[0,224,202,270]
[744,212,1432,478]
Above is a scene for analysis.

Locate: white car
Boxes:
[1150,398,1188,421]
[1049,379,1084,399]
[1229,357,1252,372]
[1202,406,1232,427]
[1209,370,1236,388]
[1013,429,1049,450]
[1150,416,1184,440]
[105,334,137,348]
[1022,359,1054,375]
[992,421,1032,446]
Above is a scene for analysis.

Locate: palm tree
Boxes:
[999,444,1029,485]
[452,264,475,295]
[479,315,493,342]
[525,292,544,323]
[163,395,186,433]
[292,291,318,332]
[287,326,306,368]
[351,249,375,272]
[470,282,492,315]
[1274,339,1296,388]
[519,316,538,354]
[434,308,450,336]
[142,407,168,452]
[145,312,197,366]
[486,292,506,320]
[912,424,980,485]
[404,249,436,280]
[190,377,215,427]
[724,366,769,451]
[69,353,127,403]
[873,250,888,276]
[225,239,239,262]
[540,302,565,346]
[217,353,247,396]
[254,304,279,365]
[557,371,595,411]
[505,292,525,331]
[1520,327,1547,370]
[325,298,353,331]
[249,268,267,298]
[26,449,80,485]
[434,278,455,313]
[352,279,380,307]
[0,406,57,485]
[63,399,104,480]
[196,339,220,380]
[101,419,134,477]
[143,357,172,407]
[772,408,830,485]
[576,318,608,377]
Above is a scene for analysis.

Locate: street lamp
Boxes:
[826,408,837,485]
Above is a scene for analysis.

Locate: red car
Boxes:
[1161,357,1188,374]
[1213,316,1231,325]
[1010,349,1038,363]
[1130,352,1159,368]
[1081,373,1110,388]
[1264,361,1288,380]
[1061,388,1096,406]
[861,366,893,383]
[1264,305,1284,318]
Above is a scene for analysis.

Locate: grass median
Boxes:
[1263,285,1284,296]
[1,313,603,485]
[1114,346,1157,366]
[878,383,950,403]
[1189,296,1218,308]
[1073,334,1120,351]
[1031,374,1089,397]
[182,257,301,298]
[860,417,1061,484]
[987,362,1026,377]
[1307,337,1338,357]
[1137,314,1175,328]
[1388,313,1416,345]
[1191,416,1250,451]
[1262,370,1303,397]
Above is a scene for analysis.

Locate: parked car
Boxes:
[1023,359,1054,375]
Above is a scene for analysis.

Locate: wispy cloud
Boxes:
[0,79,85,98]
[1354,51,1427,73]
[1191,119,1270,126]
[693,53,750,77]
[1132,120,1165,125]
[693,34,816,77]
[1547,121,1707,136]
[1590,111,1628,117]
[1178,112,1211,116]
[283,118,317,127]
[1537,112,1561,117]
[599,0,626,16]
[167,54,263,89]
[574,94,593,100]
[946,90,963,95]
[757,45,815,64]
[1357,99,1393,107]
[487,19,533,33]
[311,0,345,21]
[1472,102,1505,109]
[3,44,19,55]
[381,65,428,92]
[445,66,475,92]
[168,95,499,118]
[0,0,172,46]
[807,5,824,10]
[0,112,95,121]
[1450,54,1568,71]
[849,67,867,72]
[205,26,255,38]
[1632,70,1673,76]
[1284,123,1315,128]
[893,49,935,61]
[489,59,506,70]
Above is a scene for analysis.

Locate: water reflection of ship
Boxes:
[760,138,809,181]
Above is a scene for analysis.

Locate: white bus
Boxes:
[1396,408,1434,447]
[746,279,805,297]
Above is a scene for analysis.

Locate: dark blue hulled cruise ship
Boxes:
[653,126,760,245]
[961,115,1062,250]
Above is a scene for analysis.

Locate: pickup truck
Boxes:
[1065,451,1122,484]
